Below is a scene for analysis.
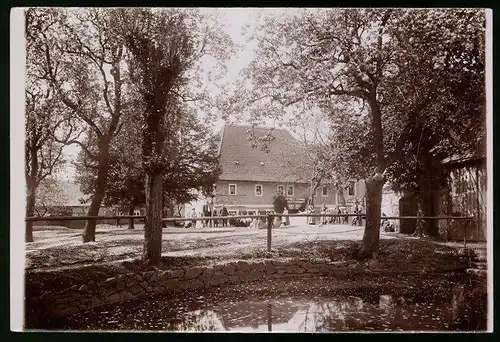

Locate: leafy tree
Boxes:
[76,105,222,229]
[25,8,81,242]
[34,178,69,216]
[29,8,134,242]
[228,8,485,258]
[120,8,234,265]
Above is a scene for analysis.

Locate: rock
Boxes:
[78,284,88,292]
[249,269,264,281]
[146,286,153,293]
[70,285,78,291]
[165,279,180,290]
[222,264,236,276]
[153,285,165,294]
[130,284,143,295]
[293,268,305,274]
[126,276,138,287]
[159,271,172,282]
[229,275,241,284]
[252,262,265,272]
[264,263,277,275]
[120,290,134,302]
[236,261,251,272]
[211,273,230,286]
[185,266,206,280]
[105,293,121,305]
[238,271,250,283]
[171,269,185,278]
[189,279,204,289]
[143,271,155,281]
[141,281,148,288]
[117,281,126,290]
[135,274,144,281]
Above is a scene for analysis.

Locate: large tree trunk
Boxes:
[417,190,440,238]
[128,205,135,229]
[25,184,36,243]
[143,172,163,265]
[82,142,110,243]
[358,176,385,259]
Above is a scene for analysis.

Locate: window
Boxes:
[134,210,141,216]
[248,211,256,216]
[229,184,237,195]
[228,210,237,216]
[347,181,356,197]
[322,185,328,197]
[287,185,294,196]
[277,185,284,194]
[255,184,263,196]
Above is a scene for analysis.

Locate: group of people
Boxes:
[188,202,229,228]
[306,202,366,226]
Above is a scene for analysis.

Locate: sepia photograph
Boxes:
[11,7,492,332]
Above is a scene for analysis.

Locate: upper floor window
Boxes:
[277,185,284,194]
[322,185,328,197]
[287,185,294,196]
[229,184,237,195]
[255,184,263,196]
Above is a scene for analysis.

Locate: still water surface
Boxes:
[57,280,487,332]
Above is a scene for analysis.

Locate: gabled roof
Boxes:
[217,125,309,183]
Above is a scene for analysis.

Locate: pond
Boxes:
[49,277,487,332]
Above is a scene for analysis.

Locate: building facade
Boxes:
[212,125,367,215]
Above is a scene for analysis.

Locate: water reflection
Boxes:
[58,282,486,332]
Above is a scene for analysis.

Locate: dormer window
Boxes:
[233,160,239,165]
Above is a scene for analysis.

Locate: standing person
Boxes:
[202,201,211,228]
[213,208,219,227]
[336,207,341,224]
[283,207,290,226]
[320,204,328,226]
[272,190,288,228]
[190,208,197,228]
[221,204,229,227]
[344,209,349,224]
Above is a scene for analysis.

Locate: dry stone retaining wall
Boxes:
[34,259,467,318]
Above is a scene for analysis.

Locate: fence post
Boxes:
[267,214,273,252]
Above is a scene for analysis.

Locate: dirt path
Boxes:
[25,221,404,272]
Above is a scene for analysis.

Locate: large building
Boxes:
[212,125,366,216]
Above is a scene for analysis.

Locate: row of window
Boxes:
[226,182,357,197]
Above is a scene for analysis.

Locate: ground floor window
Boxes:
[287,185,294,196]
[228,210,237,216]
[255,184,263,196]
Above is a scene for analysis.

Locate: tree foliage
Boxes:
[228,8,485,257]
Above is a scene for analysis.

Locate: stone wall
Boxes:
[31,259,467,319]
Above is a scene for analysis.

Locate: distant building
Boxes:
[212,125,366,216]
